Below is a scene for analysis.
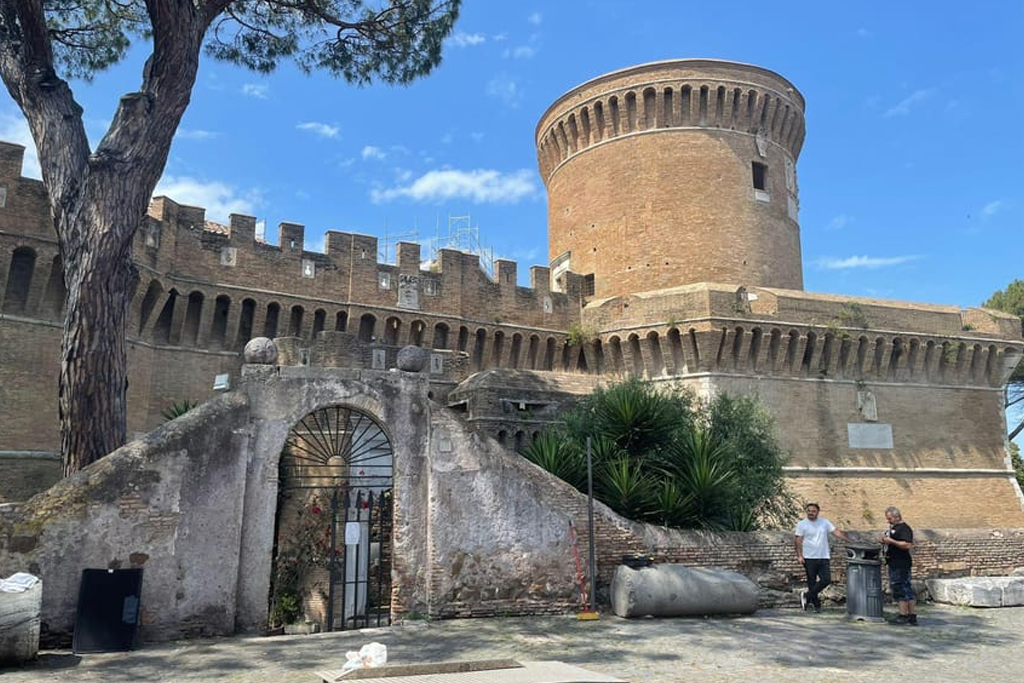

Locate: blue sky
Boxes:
[1,1,1021,310]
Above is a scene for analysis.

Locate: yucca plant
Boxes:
[595,454,654,520]
[521,431,587,491]
[161,399,199,423]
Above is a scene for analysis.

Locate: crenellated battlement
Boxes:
[536,59,806,182]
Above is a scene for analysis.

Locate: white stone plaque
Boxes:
[848,423,893,449]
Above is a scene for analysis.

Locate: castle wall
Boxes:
[2,366,1020,645]
[0,140,581,462]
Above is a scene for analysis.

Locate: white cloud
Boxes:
[826,214,853,230]
[371,168,539,204]
[486,76,522,107]
[884,88,936,117]
[154,175,263,223]
[362,145,386,161]
[297,122,340,138]
[0,111,40,178]
[176,128,218,141]
[981,200,1004,218]
[528,12,543,25]
[241,83,269,99]
[813,255,921,270]
[511,45,537,59]
[449,32,486,47]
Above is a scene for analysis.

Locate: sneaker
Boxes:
[799,591,808,611]
[813,604,822,614]
[907,615,918,626]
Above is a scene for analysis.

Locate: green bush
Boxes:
[521,378,797,531]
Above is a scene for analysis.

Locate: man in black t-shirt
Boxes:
[880,506,917,625]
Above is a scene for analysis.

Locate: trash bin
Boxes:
[845,543,884,622]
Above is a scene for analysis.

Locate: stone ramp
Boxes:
[318,659,626,683]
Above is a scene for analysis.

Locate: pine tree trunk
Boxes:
[58,199,136,476]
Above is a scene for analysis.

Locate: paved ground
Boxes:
[3,605,1024,682]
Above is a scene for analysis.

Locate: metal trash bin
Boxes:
[845,543,884,622]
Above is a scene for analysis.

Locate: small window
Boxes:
[378,272,391,289]
[582,273,596,297]
[752,162,768,191]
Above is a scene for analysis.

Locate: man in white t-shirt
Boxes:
[795,503,850,612]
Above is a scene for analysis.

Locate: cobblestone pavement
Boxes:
[3,605,1024,682]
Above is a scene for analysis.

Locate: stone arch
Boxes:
[42,254,66,320]
[767,328,782,374]
[263,302,281,338]
[646,331,664,376]
[543,336,557,371]
[335,310,348,333]
[154,289,181,345]
[378,315,397,348]
[182,291,205,347]
[312,308,327,337]
[138,279,163,334]
[409,319,426,347]
[471,328,487,371]
[432,322,449,350]
[237,298,257,348]
[667,328,685,375]
[627,333,644,376]
[509,333,523,369]
[749,327,764,373]
[288,305,305,338]
[608,335,625,375]
[268,387,395,632]
[2,246,36,314]
[210,295,231,349]
[492,330,505,368]
[526,334,540,369]
[357,313,376,343]
[240,378,402,634]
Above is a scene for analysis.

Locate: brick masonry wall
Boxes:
[584,518,1024,608]
[547,130,802,298]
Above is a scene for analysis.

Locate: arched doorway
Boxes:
[270,405,393,632]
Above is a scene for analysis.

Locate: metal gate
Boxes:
[271,406,393,631]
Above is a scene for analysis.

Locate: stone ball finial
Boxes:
[396,345,429,372]
[243,337,279,365]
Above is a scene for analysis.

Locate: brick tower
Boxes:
[537,59,806,299]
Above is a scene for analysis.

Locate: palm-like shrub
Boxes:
[520,379,797,531]
[161,399,199,422]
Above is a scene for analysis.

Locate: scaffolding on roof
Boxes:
[426,214,495,279]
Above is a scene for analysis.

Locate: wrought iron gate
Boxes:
[271,406,393,631]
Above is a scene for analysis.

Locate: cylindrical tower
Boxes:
[536,59,806,299]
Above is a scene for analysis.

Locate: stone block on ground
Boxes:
[0,576,41,665]
[611,564,759,618]
[926,577,1024,607]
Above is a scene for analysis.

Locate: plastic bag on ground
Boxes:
[339,642,388,673]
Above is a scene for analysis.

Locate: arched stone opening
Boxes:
[271,404,394,632]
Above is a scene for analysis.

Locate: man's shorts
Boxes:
[888,565,915,602]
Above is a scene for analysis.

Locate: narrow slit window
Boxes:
[752,162,768,190]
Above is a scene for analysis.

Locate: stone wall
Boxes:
[1,364,1021,645]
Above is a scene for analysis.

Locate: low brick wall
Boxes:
[585,524,1024,607]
